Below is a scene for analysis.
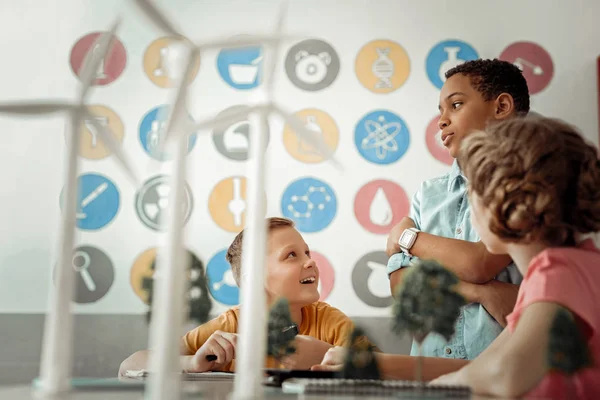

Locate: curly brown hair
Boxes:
[460,116,600,246]
[225,217,296,287]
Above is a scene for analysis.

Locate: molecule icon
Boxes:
[287,185,332,218]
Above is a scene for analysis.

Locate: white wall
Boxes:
[0,0,598,317]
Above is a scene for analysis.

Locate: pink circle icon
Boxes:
[499,41,554,95]
[69,32,127,86]
[354,180,410,234]
[311,250,334,301]
[425,115,453,166]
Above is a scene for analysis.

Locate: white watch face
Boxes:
[399,231,414,247]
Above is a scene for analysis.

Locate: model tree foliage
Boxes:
[267,297,298,362]
[391,259,465,383]
[341,326,381,380]
[142,251,212,325]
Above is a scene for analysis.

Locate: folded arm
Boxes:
[436,302,558,397]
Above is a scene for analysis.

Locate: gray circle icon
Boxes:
[212,105,270,161]
[54,246,115,304]
[135,175,193,231]
[351,251,393,308]
[285,39,340,91]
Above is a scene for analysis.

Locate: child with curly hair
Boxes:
[431,116,600,397]
[315,116,600,398]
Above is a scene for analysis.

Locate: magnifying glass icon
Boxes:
[72,251,96,292]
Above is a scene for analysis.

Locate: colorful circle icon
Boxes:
[217,42,263,90]
[66,105,124,160]
[355,39,410,94]
[282,108,339,164]
[281,177,337,233]
[212,105,270,161]
[425,115,453,165]
[135,175,194,231]
[354,180,410,235]
[206,249,240,306]
[208,176,266,233]
[60,173,120,231]
[311,250,335,301]
[285,39,340,91]
[499,41,554,95]
[54,245,115,304]
[143,36,201,88]
[138,105,198,161]
[354,110,410,165]
[69,32,127,86]
[426,40,478,89]
[351,251,393,308]
[130,247,157,304]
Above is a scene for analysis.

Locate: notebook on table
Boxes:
[281,378,471,398]
[124,369,235,381]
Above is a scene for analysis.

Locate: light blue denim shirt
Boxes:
[387,160,522,360]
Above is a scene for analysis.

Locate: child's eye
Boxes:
[305,251,311,258]
[287,252,296,258]
[452,102,463,109]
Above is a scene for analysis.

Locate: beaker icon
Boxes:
[439,46,464,82]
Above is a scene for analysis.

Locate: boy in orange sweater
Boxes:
[119,217,378,375]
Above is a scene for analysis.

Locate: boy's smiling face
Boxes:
[438,73,497,159]
[265,226,320,306]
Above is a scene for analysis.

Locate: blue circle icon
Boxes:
[426,40,479,89]
[354,110,410,165]
[281,177,337,233]
[217,45,262,90]
[206,249,239,306]
[60,173,120,230]
[139,105,197,161]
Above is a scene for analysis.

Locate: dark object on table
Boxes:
[391,259,465,383]
[263,369,338,387]
[548,306,593,374]
[267,298,298,361]
[340,326,381,380]
[142,251,213,325]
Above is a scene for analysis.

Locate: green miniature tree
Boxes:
[391,259,465,384]
[547,307,593,395]
[267,297,298,363]
[142,251,212,326]
[340,326,381,380]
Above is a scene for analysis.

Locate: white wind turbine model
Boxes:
[132,1,341,399]
[0,19,139,395]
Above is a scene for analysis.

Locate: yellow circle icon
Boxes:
[208,177,267,233]
[67,105,125,160]
[355,39,410,93]
[283,109,339,164]
[130,247,157,304]
[143,36,201,88]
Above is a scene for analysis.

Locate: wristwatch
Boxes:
[398,227,420,256]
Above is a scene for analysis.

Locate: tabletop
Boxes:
[0,377,484,400]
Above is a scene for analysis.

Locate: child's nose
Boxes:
[303,259,317,269]
[438,115,449,129]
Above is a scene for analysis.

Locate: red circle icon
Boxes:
[499,41,553,95]
[69,32,127,86]
[425,115,453,166]
[312,250,334,301]
[354,180,410,234]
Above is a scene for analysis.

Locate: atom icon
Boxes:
[361,115,401,160]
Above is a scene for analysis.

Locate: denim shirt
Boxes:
[387,160,522,360]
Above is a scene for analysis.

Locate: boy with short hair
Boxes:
[119,217,378,375]
[385,59,530,361]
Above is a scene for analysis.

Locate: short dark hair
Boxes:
[445,59,530,114]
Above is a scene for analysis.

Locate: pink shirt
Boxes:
[506,239,600,399]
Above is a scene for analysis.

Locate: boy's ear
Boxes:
[494,93,515,119]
